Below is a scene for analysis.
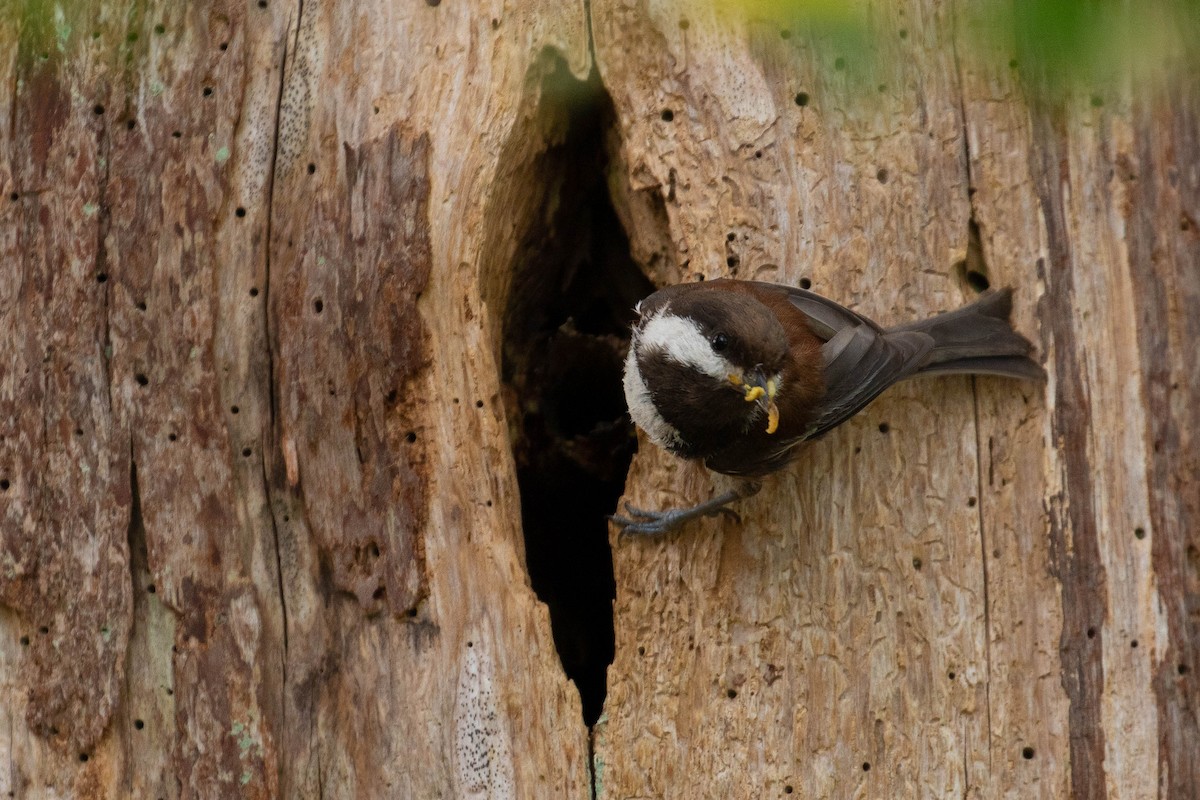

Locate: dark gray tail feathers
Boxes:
[890,289,1046,381]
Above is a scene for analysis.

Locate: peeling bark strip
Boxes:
[1127,81,1200,797]
[0,3,133,756]
[274,127,432,614]
[1030,108,1109,798]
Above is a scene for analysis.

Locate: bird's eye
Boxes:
[711,332,729,352]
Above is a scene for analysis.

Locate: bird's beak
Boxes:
[728,370,780,434]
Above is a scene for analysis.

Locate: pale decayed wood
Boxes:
[596,2,1009,797]
[1,0,1197,798]
[595,1,1195,799]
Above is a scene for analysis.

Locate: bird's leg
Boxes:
[610,480,763,536]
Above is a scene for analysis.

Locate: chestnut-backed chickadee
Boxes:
[614,279,1044,534]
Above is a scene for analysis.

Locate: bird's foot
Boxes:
[609,482,761,536]
[609,502,741,536]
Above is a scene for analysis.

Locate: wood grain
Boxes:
[594,1,1196,798]
[2,0,592,797]
[1,0,1196,798]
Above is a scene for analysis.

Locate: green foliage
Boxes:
[716,0,1198,99]
[15,0,144,67]
[992,0,1198,92]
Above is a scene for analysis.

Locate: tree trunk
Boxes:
[1,1,1196,798]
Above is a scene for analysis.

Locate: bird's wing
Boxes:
[748,282,885,337]
[804,325,933,440]
[747,282,936,440]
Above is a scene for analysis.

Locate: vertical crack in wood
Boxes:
[970,378,994,769]
[261,0,304,737]
[961,718,970,799]
[587,724,598,800]
[95,92,114,414]
[315,739,324,800]
[952,31,994,771]
[6,710,14,793]
[582,0,596,64]
[122,447,141,795]
[957,102,997,783]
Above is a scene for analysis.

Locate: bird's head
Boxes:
[623,287,788,458]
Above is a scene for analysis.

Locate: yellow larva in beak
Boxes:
[765,377,779,434]
[728,373,762,402]
[729,373,781,434]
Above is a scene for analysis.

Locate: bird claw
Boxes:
[609,502,742,537]
[608,506,681,536]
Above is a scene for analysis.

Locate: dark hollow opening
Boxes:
[501,58,653,726]
[959,217,991,293]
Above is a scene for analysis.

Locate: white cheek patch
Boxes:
[622,346,683,450]
[637,311,735,382]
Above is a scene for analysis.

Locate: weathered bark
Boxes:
[2,1,591,797]
[0,1,1196,799]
